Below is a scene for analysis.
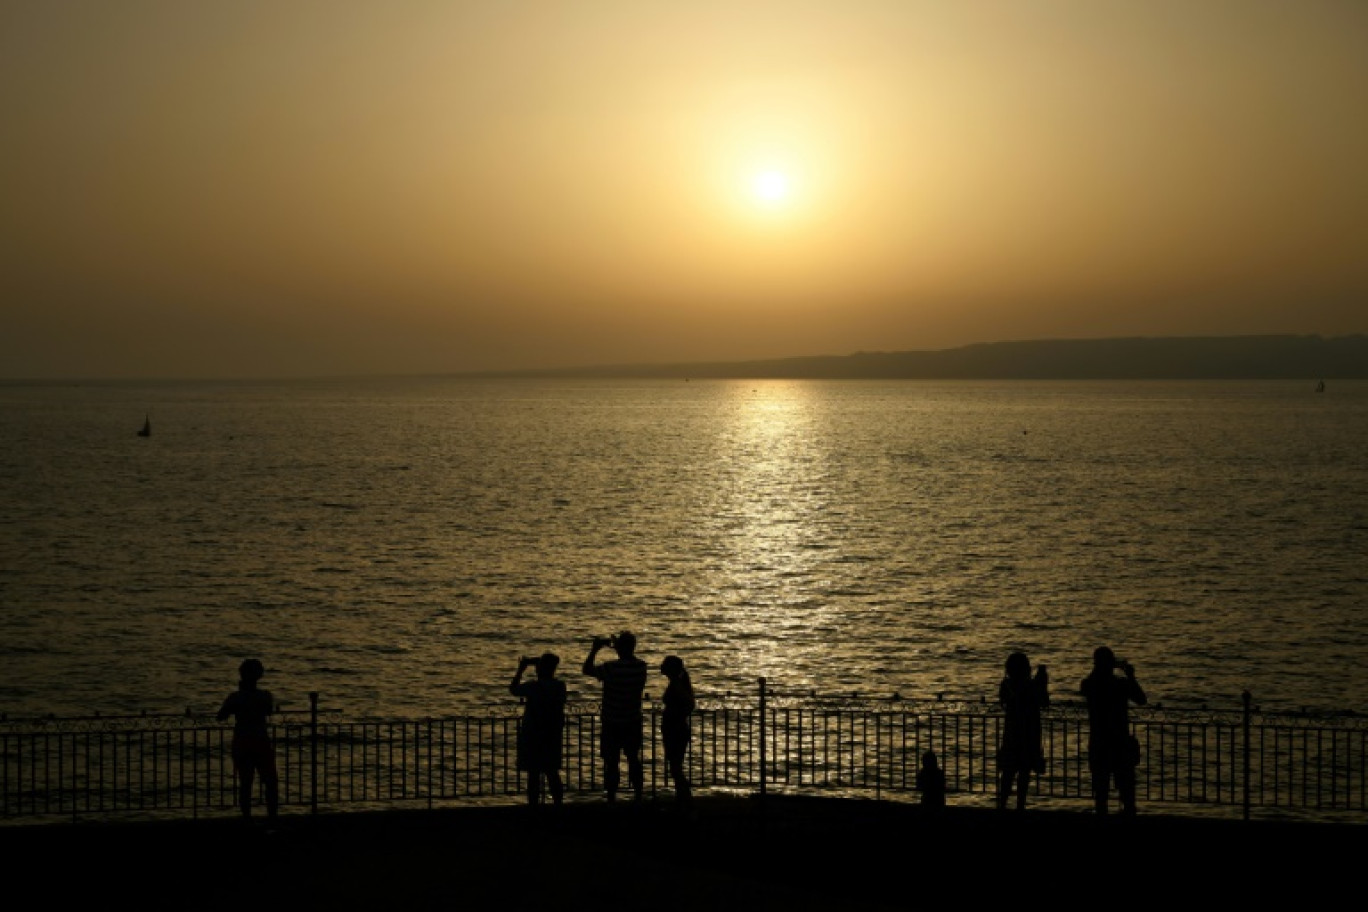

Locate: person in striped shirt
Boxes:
[582,631,648,802]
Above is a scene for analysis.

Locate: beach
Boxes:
[6,794,1363,909]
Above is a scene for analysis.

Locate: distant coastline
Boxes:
[469,334,1368,381]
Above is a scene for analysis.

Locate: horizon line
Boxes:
[3,331,1363,384]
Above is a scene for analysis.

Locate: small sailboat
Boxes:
[1315,379,1326,393]
[137,415,151,437]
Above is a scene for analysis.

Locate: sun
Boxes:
[752,170,791,204]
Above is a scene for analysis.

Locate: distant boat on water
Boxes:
[1316,379,1326,393]
[137,416,151,437]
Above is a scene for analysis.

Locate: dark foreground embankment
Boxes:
[4,796,1364,909]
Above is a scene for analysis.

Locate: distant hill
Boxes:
[486,334,1368,380]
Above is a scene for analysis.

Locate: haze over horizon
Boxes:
[4,1,1366,380]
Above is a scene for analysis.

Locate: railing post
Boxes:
[758,677,767,800]
[309,692,319,816]
[649,702,658,801]
[425,718,434,811]
[1241,690,1251,821]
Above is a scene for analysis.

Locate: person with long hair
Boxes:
[660,655,695,807]
[996,651,1050,811]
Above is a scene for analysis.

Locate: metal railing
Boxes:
[3,683,1365,824]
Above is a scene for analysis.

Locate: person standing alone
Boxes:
[217,658,279,823]
[583,631,648,802]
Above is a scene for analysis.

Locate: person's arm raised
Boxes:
[510,657,532,696]
[582,639,606,676]
[1122,663,1147,706]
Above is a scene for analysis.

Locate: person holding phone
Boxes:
[510,652,567,807]
[1080,646,1147,815]
[996,651,1050,811]
[582,631,647,802]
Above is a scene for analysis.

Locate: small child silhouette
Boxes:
[916,749,947,810]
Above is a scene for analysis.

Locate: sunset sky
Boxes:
[4,1,1366,379]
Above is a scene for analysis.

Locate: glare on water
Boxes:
[1,378,1365,719]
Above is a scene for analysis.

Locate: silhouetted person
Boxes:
[1080,646,1147,816]
[660,655,695,807]
[996,651,1050,811]
[916,750,946,810]
[510,652,567,806]
[217,658,278,822]
[582,631,648,802]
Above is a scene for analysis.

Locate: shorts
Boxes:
[232,735,278,780]
[599,718,643,761]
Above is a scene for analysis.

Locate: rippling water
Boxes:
[2,378,1365,718]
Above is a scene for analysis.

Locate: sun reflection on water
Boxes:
[702,382,841,685]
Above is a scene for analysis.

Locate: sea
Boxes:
[2,378,1365,720]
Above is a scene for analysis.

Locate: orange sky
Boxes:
[3,1,1366,378]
